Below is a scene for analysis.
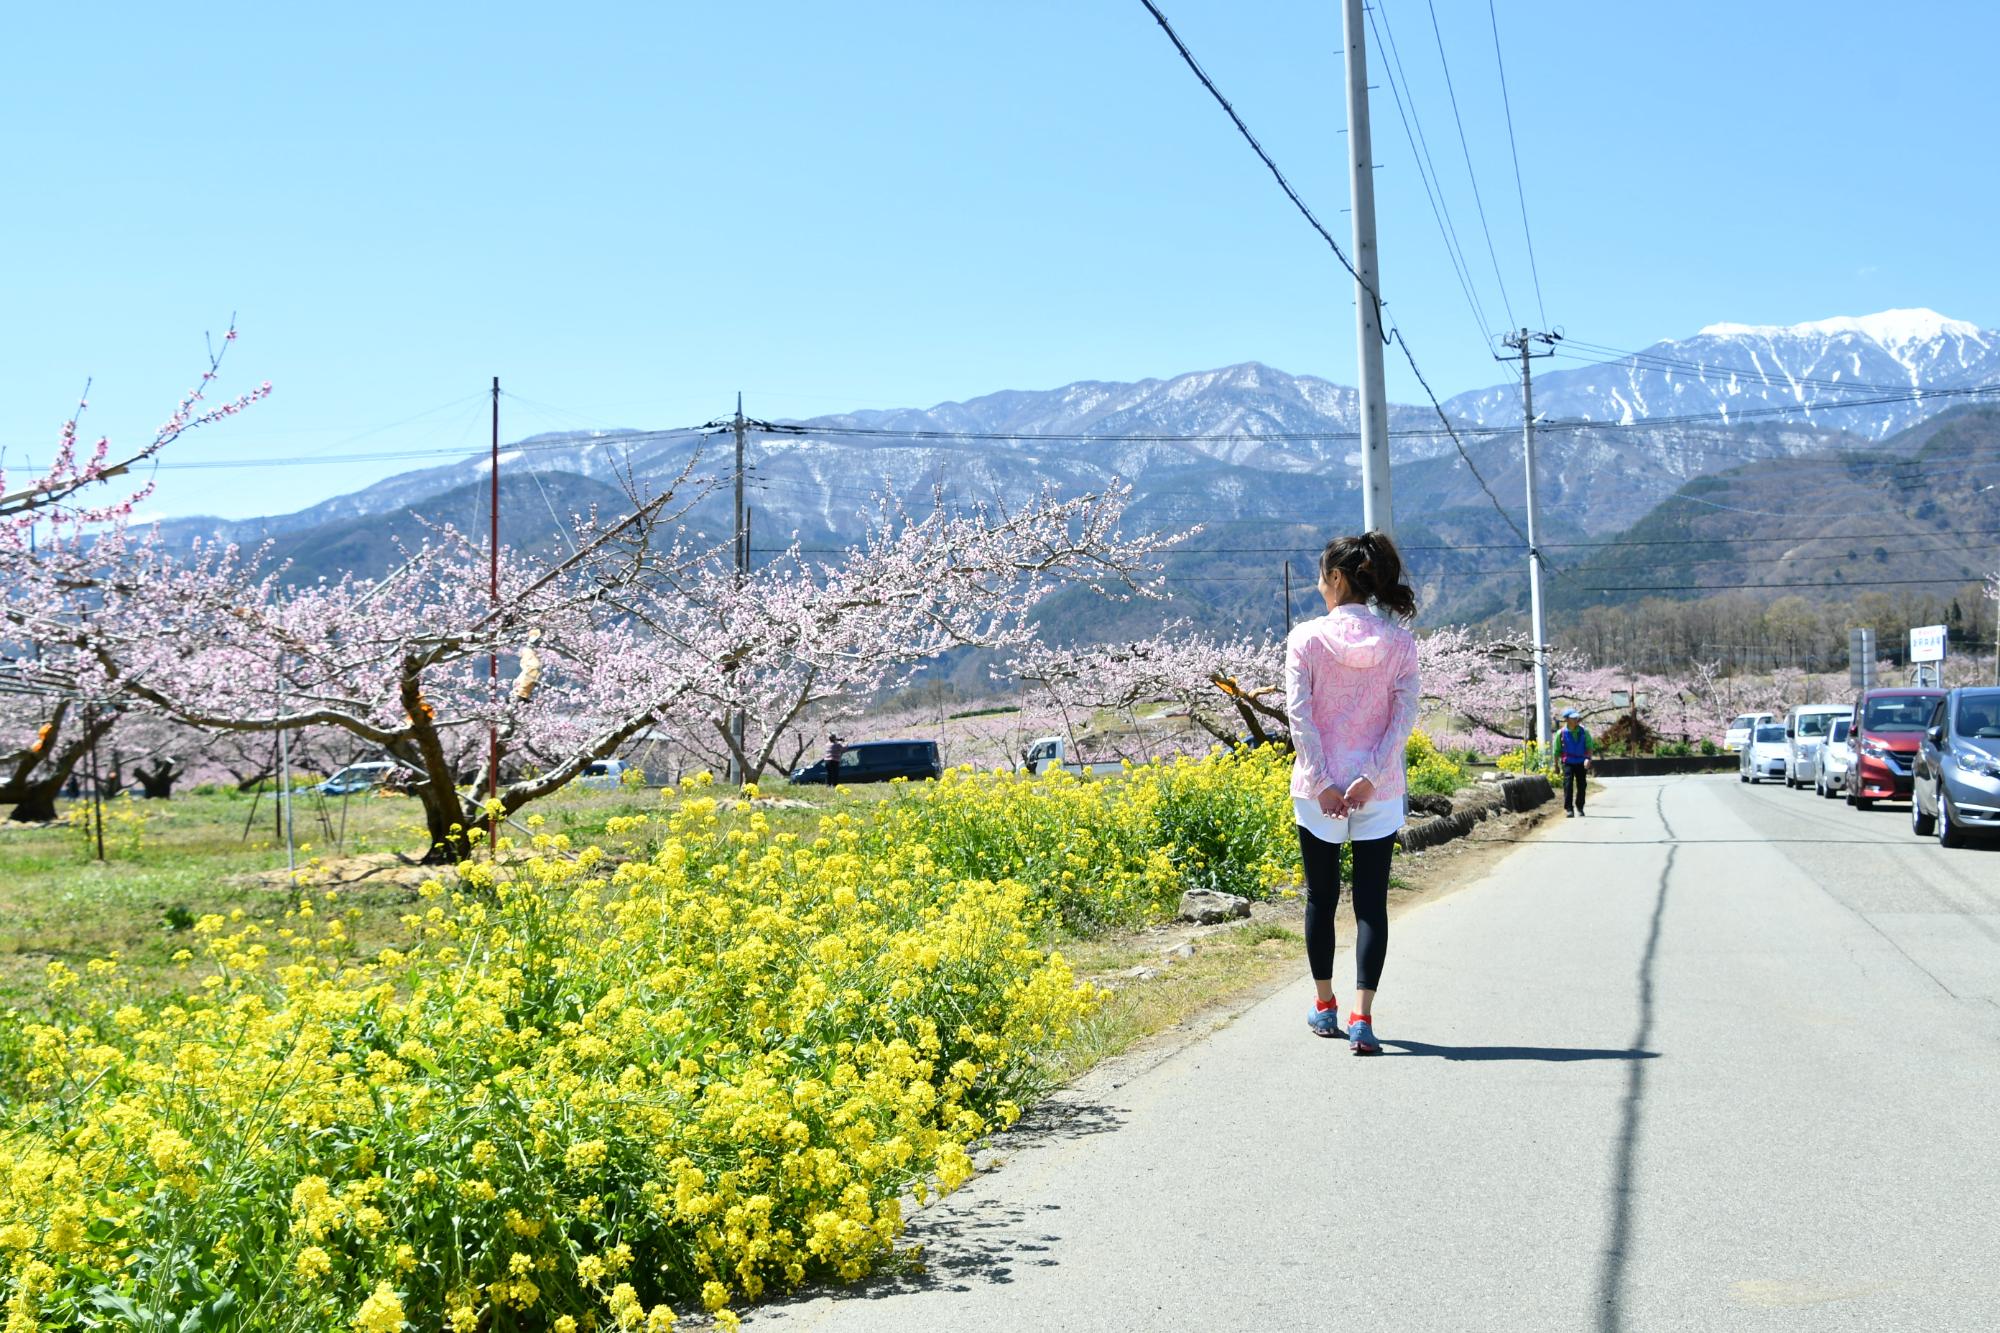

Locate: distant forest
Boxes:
[1554,582,1996,675]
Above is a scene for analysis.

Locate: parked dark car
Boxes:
[789,739,943,785]
[1847,687,1945,808]
[1911,687,2000,846]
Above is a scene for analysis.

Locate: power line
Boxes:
[1552,341,1949,398]
[133,378,2000,474]
[1425,0,1515,331]
[1160,539,1997,570]
[142,425,716,472]
[1133,0,1535,555]
[1487,0,1547,330]
[1134,0,1378,311]
[757,381,2000,443]
[1580,575,1989,593]
[1368,0,1492,347]
[1166,522,2000,551]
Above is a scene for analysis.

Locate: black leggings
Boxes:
[1298,826,1394,991]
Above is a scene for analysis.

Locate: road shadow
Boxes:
[747,1096,1125,1315]
[1596,790,1674,1333]
[1382,1040,1658,1063]
[1498,837,1899,845]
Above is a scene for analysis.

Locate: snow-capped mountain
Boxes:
[1445,309,1999,440]
[157,309,1998,628]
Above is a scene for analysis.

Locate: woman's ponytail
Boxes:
[1319,529,1417,619]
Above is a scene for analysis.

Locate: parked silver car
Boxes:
[1911,687,2000,847]
[1814,717,1853,799]
[1738,723,1789,784]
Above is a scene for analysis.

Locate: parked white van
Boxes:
[1784,703,1849,789]
[1724,712,1774,753]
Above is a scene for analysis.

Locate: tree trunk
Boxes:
[393,666,480,864]
[416,779,475,864]
[135,761,180,800]
[6,783,60,824]
[3,708,110,823]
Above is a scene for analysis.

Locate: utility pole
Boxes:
[730,394,749,785]
[86,704,106,862]
[1342,0,1393,536]
[1502,328,1560,755]
[275,669,296,873]
[488,376,501,852]
[1283,559,1294,635]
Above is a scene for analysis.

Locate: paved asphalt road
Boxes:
[748,775,2000,1332]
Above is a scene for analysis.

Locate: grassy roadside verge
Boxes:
[1053,919,1304,1080]
[0,754,1520,1328]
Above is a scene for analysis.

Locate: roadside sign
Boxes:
[1849,627,1875,689]
[1910,624,1947,664]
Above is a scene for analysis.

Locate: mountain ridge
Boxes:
[151,309,2000,636]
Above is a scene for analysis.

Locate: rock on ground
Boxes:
[1177,889,1251,924]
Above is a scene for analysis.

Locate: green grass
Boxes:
[1055,918,1305,1078]
[0,778,944,1005]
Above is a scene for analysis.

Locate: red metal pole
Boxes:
[489,376,500,853]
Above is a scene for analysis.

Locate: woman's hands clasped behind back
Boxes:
[1314,775,1377,820]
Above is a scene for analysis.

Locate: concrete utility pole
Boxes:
[488,376,501,849]
[1503,328,1560,755]
[730,394,749,785]
[1342,0,1392,536]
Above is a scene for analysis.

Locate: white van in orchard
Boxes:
[1784,703,1850,789]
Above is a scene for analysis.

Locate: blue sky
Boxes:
[2,1,1993,519]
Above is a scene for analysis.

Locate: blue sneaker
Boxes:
[1348,1015,1381,1056]
[1307,1002,1343,1039]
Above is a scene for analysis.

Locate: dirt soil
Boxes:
[250,851,436,892]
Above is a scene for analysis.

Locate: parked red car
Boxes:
[1848,686,1946,808]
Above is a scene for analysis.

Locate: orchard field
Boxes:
[0,745,1418,1331]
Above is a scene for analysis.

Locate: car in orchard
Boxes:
[1784,703,1849,789]
[315,761,409,796]
[1724,712,1775,753]
[1847,686,1945,809]
[1911,687,2000,846]
[789,739,943,785]
[1739,723,1789,783]
[1815,717,1853,798]
[577,758,634,789]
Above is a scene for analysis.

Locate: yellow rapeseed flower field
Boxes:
[0,748,1299,1330]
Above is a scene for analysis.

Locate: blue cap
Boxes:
[1561,708,1580,719]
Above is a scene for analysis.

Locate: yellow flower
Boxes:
[352,1281,405,1332]
[295,1245,332,1282]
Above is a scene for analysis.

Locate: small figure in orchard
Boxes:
[825,733,847,787]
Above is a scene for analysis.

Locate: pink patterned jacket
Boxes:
[1285,603,1421,802]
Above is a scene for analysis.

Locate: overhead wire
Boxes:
[1551,340,1943,398]
[1578,574,1987,593]
[1368,0,1493,348]
[1424,0,1515,331]
[133,378,2000,474]
[1133,0,1539,559]
[1486,0,1547,330]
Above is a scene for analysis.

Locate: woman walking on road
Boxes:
[1285,531,1420,1055]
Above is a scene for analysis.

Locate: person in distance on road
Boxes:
[1557,709,1592,816]
[1284,531,1420,1056]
